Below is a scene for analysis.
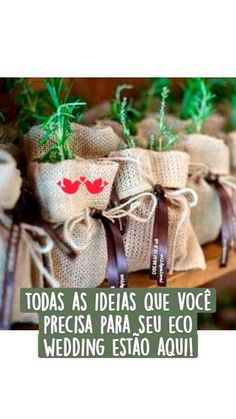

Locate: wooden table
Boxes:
[101,242,236,288]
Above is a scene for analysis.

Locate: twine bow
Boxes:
[59,192,157,289]
[62,191,158,253]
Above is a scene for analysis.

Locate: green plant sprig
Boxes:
[149,87,178,152]
[13,78,46,134]
[37,81,86,163]
[139,78,171,113]
[118,97,136,149]
[180,78,203,120]
[110,84,141,134]
[189,80,215,133]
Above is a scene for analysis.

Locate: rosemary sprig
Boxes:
[38,81,86,163]
[140,78,171,113]
[118,97,136,149]
[189,80,215,133]
[110,84,141,134]
[180,78,203,120]
[13,78,46,134]
[149,87,178,152]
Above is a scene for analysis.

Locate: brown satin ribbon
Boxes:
[206,175,236,267]
[110,189,125,234]
[0,221,21,330]
[93,211,128,288]
[150,185,168,287]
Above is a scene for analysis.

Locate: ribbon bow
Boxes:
[62,192,157,288]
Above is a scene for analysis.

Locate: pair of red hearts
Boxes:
[57,177,109,195]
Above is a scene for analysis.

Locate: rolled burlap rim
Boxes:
[110,147,190,201]
[149,150,190,189]
[24,122,121,161]
[183,134,230,176]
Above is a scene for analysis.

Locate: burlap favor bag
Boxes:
[110,148,206,276]
[29,158,119,222]
[95,119,124,139]
[183,134,231,246]
[0,151,56,327]
[226,132,236,171]
[51,216,108,288]
[202,113,226,137]
[135,114,189,149]
[24,122,120,161]
[82,101,111,126]
[29,158,120,288]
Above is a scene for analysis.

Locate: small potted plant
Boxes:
[183,79,229,177]
[183,80,235,267]
[27,83,121,288]
[25,79,121,160]
[110,87,205,284]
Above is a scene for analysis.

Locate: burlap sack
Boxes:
[109,148,189,200]
[135,117,160,149]
[135,114,190,149]
[82,101,111,126]
[29,158,119,222]
[226,132,236,169]
[0,224,44,325]
[135,113,226,150]
[95,119,124,138]
[202,113,226,136]
[183,134,230,175]
[184,134,230,245]
[29,158,119,288]
[109,148,153,200]
[51,217,107,288]
[24,122,120,161]
[0,151,45,325]
[110,148,205,273]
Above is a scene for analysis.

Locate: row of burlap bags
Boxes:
[86,103,236,250]
[23,123,206,293]
[1,107,236,327]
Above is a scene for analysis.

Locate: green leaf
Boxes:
[189,80,215,133]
